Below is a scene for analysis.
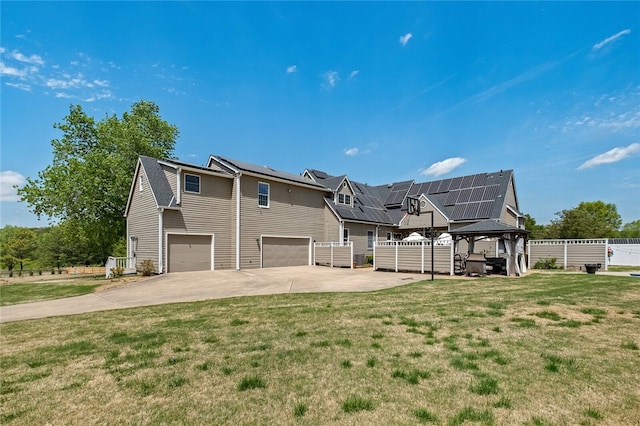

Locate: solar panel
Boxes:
[452,204,466,220]
[412,182,430,196]
[428,180,442,194]
[477,201,493,218]
[482,185,499,201]
[449,176,463,190]
[314,170,328,179]
[444,190,459,206]
[436,178,452,193]
[457,188,473,203]
[470,187,484,202]
[461,175,475,188]
[463,202,480,219]
[394,181,412,191]
[472,174,487,187]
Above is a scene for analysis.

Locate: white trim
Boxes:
[260,235,312,268]
[158,209,164,273]
[258,181,270,208]
[184,173,201,194]
[165,232,215,272]
[367,229,375,250]
[235,174,241,270]
[176,167,181,205]
[159,159,234,179]
[343,227,350,244]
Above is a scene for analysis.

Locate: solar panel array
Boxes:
[383,180,413,206]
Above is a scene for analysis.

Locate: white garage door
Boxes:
[262,237,310,268]
[168,234,212,272]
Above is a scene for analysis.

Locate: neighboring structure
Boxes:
[125,155,525,273]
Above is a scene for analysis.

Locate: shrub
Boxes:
[110,266,124,278]
[533,257,559,269]
[139,259,155,276]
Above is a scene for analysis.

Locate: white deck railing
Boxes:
[105,256,136,278]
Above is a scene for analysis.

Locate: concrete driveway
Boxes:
[0,266,425,323]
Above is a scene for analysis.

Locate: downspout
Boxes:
[176,168,181,205]
[235,173,242,270]
[158,208,164,273]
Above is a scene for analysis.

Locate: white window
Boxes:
[367,230,374,249]
[139,175,144,191]
[184,174,200,193]
[343,228,349,244]
[338,193,352,206]
[258,182,270,207]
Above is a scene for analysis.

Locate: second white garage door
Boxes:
[167,234,213,272]
[262,237,310,268]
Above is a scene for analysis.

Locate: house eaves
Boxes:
[158,158,234,179]
[210,156,329,192]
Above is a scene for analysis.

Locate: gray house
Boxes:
[125,155,523,273]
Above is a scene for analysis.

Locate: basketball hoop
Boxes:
[405,196,420,216]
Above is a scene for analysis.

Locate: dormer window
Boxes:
[139,175,144,191]
[338,193,352,206]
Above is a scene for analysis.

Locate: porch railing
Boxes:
[105,256,136,278]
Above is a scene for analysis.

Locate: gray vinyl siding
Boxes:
[500,179,518,227]
[127,166,160,272]
[239,175,326,269]
[345,222,377,257]
[324,205,341,242]
[162,164,177,195]
[400,206,448,229]
[163,172,234,270]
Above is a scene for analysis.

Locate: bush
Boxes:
[139,259,155,276]
[534,257,559,269]
[110,266,124,278]
[366,255,374,265]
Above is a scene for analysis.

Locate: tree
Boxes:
[552,201,622,239]
[0,226,37,271]
[619,220,640,238]
[18,101,178,262]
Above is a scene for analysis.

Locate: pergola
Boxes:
[449,220,530,276]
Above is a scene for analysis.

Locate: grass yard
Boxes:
[0,275,142,306]
[1,273,639,425]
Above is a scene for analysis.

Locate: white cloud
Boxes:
[593,29,631,50]
[399,33,412,46]
[5,82,32,91]
[93,79,109,87]
[577,142,640,170]
[323,70,339,88]
[0,171,26,201]
[11,50,44,65]
[349,70,359,79]
[345,148,359,156]
[287,65,297,73]
[0,62,27,78]
[420,157,467,177]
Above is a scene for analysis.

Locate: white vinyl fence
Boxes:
[527,239,608,270]
[314,242,353,269]
[373,240,453,274]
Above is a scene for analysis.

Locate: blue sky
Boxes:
[1,1,639,228]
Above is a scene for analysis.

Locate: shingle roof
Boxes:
[212,157,326,189]
[139,156,177,208]
[308,168,516,226]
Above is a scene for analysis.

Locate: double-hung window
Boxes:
[343,228,349,244]
[184,174,200,193]
[258,182,270,207]
[338,193,352,206]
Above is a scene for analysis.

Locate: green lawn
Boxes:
[0,279,104,306]
[1,273,639,425]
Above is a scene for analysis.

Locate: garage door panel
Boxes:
[168,234,212,272]
[262,237,309,268]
